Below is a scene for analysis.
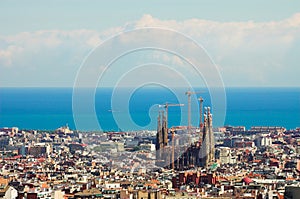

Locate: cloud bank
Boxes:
[0,14,299,87]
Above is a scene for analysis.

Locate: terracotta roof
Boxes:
[286,177,296,181]
[0,178,8,186]
[144,183,157,188]
[243,177,253,185]
[150,179,160,184]
[270,158,279,163]
[253,159,262,163]
[41,183,49,189]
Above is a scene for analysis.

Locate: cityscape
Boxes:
[1,1,300,199]
[0,97,300,198]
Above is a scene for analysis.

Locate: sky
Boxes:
[0,0,300,87]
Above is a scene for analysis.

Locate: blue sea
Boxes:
[0,87,299,131]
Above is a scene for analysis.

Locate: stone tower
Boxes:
[199,107,215,167]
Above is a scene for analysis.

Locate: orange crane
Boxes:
[185,90,204,136]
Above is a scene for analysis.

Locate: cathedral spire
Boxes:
[199,107,215,168]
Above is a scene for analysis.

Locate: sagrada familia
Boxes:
[156,107,215,170]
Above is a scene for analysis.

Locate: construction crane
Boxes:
[159,103,184,131]
[185,90,203,135]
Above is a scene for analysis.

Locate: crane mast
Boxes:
[185,90,203,136]
[160,103,184,132]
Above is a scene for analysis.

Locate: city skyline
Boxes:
[0,2,300,198]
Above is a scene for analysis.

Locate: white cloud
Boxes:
[0,13,299,86]
[0,45,24,67]
[132,14,300,86]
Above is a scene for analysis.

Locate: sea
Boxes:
[0,87,299,131]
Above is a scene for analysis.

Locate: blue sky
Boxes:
[1,0,299,34]
[0,0,300,87]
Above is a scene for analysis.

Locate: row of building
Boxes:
[0,118,300,198]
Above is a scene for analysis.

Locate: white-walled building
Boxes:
[4,186,18,199]
[255,135,272,147]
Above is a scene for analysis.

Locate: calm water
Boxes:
[0,87,299,131]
